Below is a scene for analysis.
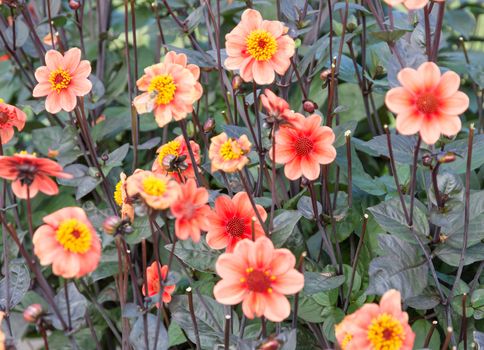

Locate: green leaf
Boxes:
[428,172,464,207]
[270,210,302,247]
[471,289,484,309]
[129,314,168,350]
[168,323,187,347]
[442,134,484,174]
[165,238,220,273]
[0,262,30,309]
[49,283,88,330]
[169,294,238,349]
[434,243,484,267]
[368,197,429,242]
[370,29,409,42]
[367,234,429,300]
[362,134,418,164]
[303,272,345,295]
[412,319,441,350]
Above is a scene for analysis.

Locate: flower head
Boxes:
[213,237,304,322]
[0,101,26,144]
[209,132,251,173]
[272,114,336,180]
[206,192,267,252]
[33,48,92,113]
[0,152,72,199]
[126,169,180,210]
[385,62,469,145]
[170,179,212,243]
[383,0,443,10]
[142,262,176,307]
[335,289,415,350]
[224,9,295,85]
[33,207,101,279]
[133,51,203,128]
[152,135,200,183]
[114,172,134,222]
[260,89,297,126]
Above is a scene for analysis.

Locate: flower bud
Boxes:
[437,152,456,164]
[69,0,81,10]
[103,216,122,235]
[23,304,43,323]
[232,75,243,91]
[422,154,433,167]
[346,22,358,33]
[320,68,332,81]
[303,100,318,114]
[257,339,282,350]
[203,118,215,133]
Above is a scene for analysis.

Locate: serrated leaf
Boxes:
[270,210,302,247]
[0,262,30,309]
[303,272,345,295]
[165,238,220,273]
[50,283,88,330]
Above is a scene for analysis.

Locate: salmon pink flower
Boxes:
[385,62,469,145]
[142,262,176,306]
[335,289,415,350]
[0,101,26,144]
[133,51,203,128]
[33,207,101,279]
[126,169,180,210]
[206,192,267,252]
[383,0,443,10]
[213,237,304,322]
[209,132,251,173]
[0,152,72,199]
[152,135,200,183]
[260,89,297,125]
[114,172,134,222]
[0,311,4,350]
[32,48,92,113]
[271,114,336,181]
[224,9,295,85]
[170,179,211,242]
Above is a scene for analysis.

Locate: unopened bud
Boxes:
[69,0,81,10]
[438,152,456,164]
[23,304,43,323]
[101,153,109,162]
[320,68,332,80]
[257,339,282,350]
[232,75,243,91]
[422,154,432,167]
[346,22,358,33]
[203,118,216,133]
[303,100,318,113]
[103,216,122,235]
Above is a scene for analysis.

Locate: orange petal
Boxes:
[62,48,81,73]
[270,249,296,275]
[420,119,442,145]
[439,91,469,115]
[45,92,62,114]
[262,292,291,322]
[241,9,263,32]
[249,236,273,269]
[213,280,247,305]
[417,62,441,91]
[215,253,247,280]
[385,87,414,114]
[301,155,320,180]
[284,157,303,180]
[438,115,462,137]
[45,50,63,71]
[395,112,423,135]
[397,67,419,93]
[253,61,275,85]
[434,70,461,98]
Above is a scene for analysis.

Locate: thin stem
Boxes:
[409,136,422,225]
[224,315,231,349]
[187,287,201,350]
[431,2,445,62]
[424,320,438,348]
[237,170,267,234]
[345,131,352,208]
[291,252,306,329]
[64,279,72,330]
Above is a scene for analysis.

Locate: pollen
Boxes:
[157,140,181,166]
[367,313,405,350]
[56,219,92,254]
[49,68,72,93]
[416,93,440,114]
[220,139,244,161]
[142,176,167,196]
[114,180,123,206]
[246,30,278,61]
[341,333,353,350]
[148,74,177,105]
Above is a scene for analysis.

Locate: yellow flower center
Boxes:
[114,180,123,206]
[16,150,37,157]
[367,313,405,350]
[157,140,181,166]
[341,333,353,350]
[246,29,278,61]
[240,267,277,294]
[56,219,92,254]
[49,68,72,93]
[148,74,177,105]
[142,176,167,196]
[220,139,244,161]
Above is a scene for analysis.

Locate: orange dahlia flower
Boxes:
[383,0,443,10]
[33,207,101,278]
[335,289,415,350]
[142,262,176,306]
[152,135,201,183]
[32,48,92,113]
[170,179,211,243]
[133,51,203,128]
[126,169,180,210]
[260,89,297,125]
[113,172,134,222]
[209,132,251,173]
[271,114,336,181]
[0,101,26,144]
[224,9,295,85]
[213,237,304,322]
[385,62,469,145]
[0,152,72,199]
[206,192,266,252]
